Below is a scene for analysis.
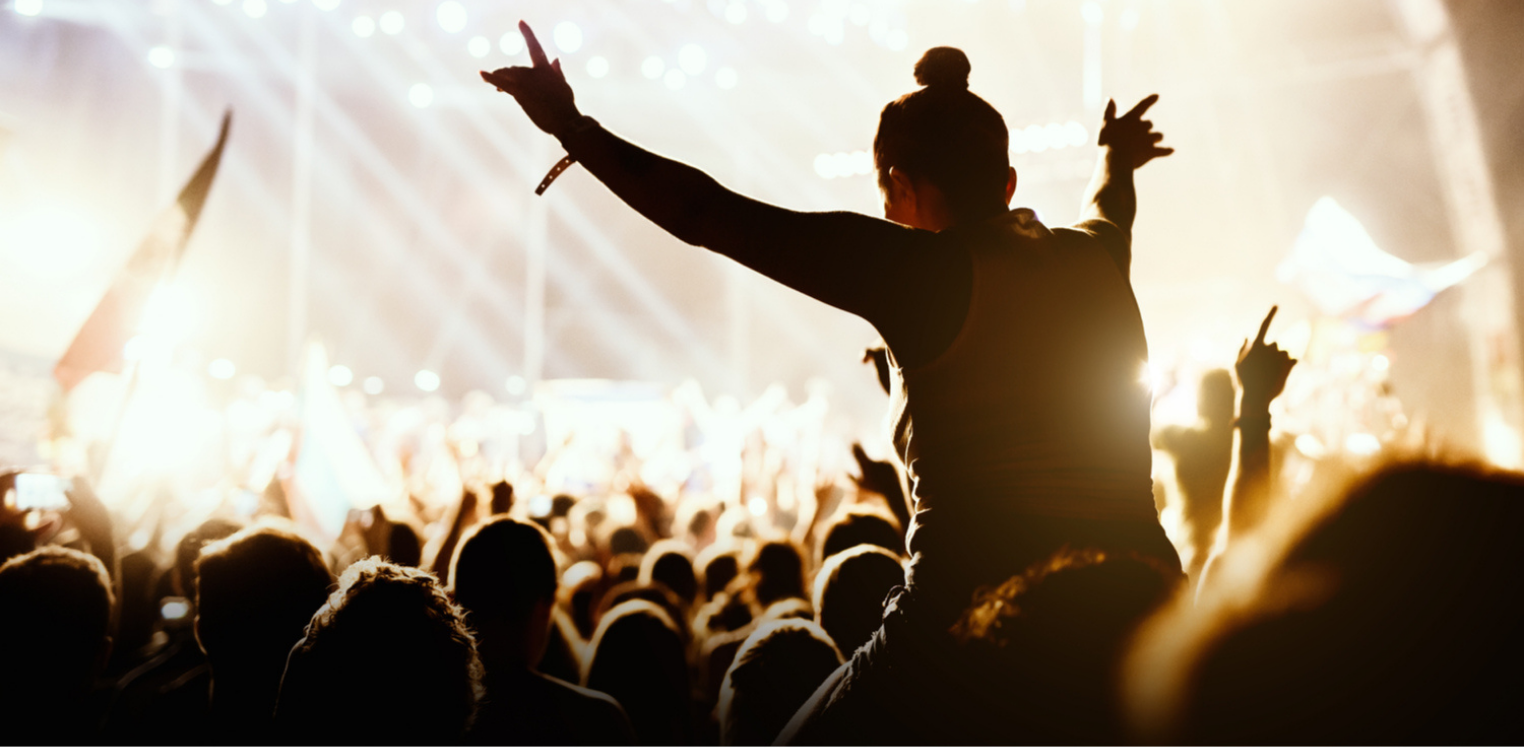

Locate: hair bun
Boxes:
[913,47,971,90]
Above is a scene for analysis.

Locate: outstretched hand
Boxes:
[1236,306,1297,411]
[1098,94,1173,170]
[480,21,582,137]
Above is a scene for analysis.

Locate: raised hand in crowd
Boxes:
[1201,306,1297,591]
[481,21,582,138]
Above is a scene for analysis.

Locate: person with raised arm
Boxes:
[483,23,1175,743]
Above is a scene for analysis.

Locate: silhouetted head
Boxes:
[954,548,1177,745]
[275,558,482,743]
[560,560,604,641]
[175,517,244,598]
[697,541,742,600]
[748,539,807,607]
[450,517,559,670]
[598,580,690,643]
[195,526,333,677]
[1133,461,1524,745]
[0,546,113,713]
[814,544,905,656]
[641,539,698,604]
[584,600,692,745]
[876,47,1013,230]
[608,525,649,556]
[1198,368,1235,424]
[718,619,844,746]
[819,507,903,562]
[386,522,423,567]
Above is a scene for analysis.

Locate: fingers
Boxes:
[1151,146,1175,158]
[1104,98,1117,122]
[1255,305,1279,346]
[1124,93,1160,120]
[520,20,551,68]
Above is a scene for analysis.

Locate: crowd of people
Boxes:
[3,22,1522,747]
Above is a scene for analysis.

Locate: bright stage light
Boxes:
[678,44,706,75]
[885,28,907,50]
[765,0,788,23]
[409,83,433,108]
[147,46,175,69]
[748,496,767,516]
[328,365,353,387]
[1043,122,1065,149]
[586,56,609,78]
[140,285,198,344]
[379,10,404,35]
[725,2,747,24]
[715,67,737,89]
[664,69,686,90]
[435,1,466,33]
[1345,433,1381,456]
[244,0,267,18]
[208,359,237,380]
[313,0,341,9]
[415,369,441,392]
[849,150,872,175]
[500,30,523,55]
[352,15,374,36]
[15,0,41,16]
[1081,0,1103,25]
[642,56,665,79]
[1064,120,1088,147]
[467,35,490,58]
[553,22,582,53]
[505,375,527,395]
[848,3,869,25]
[362,376,384,395]
[212,0,231,5]
[1372,354,1390,371]
[1024,124,1046,152]
[1120,6,1140,30]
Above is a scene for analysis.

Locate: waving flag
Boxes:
[53,111,231,392]
[1277,196,1487,330]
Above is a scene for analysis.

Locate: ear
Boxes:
[1005,166,1017,204]
[887,167,917,208]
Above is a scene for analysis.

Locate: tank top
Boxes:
[887,208,1157,596]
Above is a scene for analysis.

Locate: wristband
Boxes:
[534,116,599,196]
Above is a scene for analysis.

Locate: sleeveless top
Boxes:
[886,209,1157,599]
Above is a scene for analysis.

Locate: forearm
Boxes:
[1224,397,1272,543]
[558,119,754,252]
[1081,149,1137,235]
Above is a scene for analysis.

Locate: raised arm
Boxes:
[1079,95,1173,276]
[480,23,959,354]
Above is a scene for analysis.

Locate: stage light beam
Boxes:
[467,35,490,58]
[352,15,375,37]
[244,0,267,19]
[15,0,41,17]
[586,56,609,78]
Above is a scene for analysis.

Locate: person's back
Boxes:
[813,545,905,657]
[718,620,844,746]
[894,212,1163,615]
[194,525,334,740]
[274,558,482,744]
[0,546,115,742]
[450,517,634,746]
[584,600,693,745]
[1128,461,1524,745]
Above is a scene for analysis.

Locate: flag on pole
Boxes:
[53,111,232,393]
[284,341,398,545]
